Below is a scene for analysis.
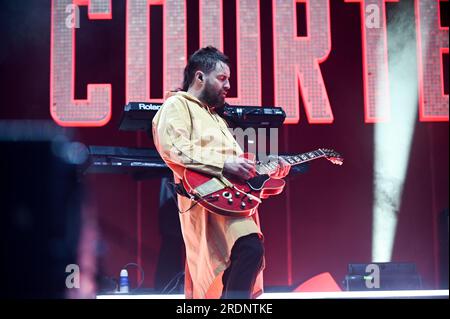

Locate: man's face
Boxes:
[199,61,230,109]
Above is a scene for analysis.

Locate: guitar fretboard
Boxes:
[256,149,326,175]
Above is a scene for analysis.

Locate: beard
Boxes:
[199,81,225,109]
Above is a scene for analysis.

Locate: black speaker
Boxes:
[0,121,86,298]
[343,262,422,291]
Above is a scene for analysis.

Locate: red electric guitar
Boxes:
[181,148,343,217]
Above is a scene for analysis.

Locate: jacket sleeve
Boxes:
[152,96,227,178]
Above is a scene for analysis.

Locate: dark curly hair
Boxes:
[181,46,230,91]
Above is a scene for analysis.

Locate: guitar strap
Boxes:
[174,182,191,199]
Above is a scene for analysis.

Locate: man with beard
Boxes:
[152,46,289,299]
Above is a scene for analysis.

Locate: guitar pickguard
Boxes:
[246,174,270,191]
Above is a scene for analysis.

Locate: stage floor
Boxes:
[96,290,449,299]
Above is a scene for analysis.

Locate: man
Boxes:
[152,46,289,299]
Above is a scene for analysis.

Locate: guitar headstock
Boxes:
[319,148,344,165]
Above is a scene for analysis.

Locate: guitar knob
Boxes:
[222,191,232,199]
[248,197,253,203]
[235,191,240,197]
[228,198,233,204]
[240,202,246,209]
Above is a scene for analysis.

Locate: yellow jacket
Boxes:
[152,91,263,299]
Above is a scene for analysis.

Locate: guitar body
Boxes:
[182,153,285,217]
[181,149,343,217]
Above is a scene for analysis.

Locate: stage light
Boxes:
[372,2,419,262]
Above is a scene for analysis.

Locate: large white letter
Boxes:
[415,0,449,121]
[273,0,333,124]
[50,0,112,127]
[126,0,187,103]
[199,0,262,105]
[345,0,398,123]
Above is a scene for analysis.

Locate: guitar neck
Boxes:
[281,149,326,166]
[256,149,326,175]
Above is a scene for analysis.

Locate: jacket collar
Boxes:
[165,91,216,113]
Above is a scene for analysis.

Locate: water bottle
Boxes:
[119,269,129,293]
